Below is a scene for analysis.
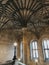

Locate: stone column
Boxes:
[38,40,44,65]
[22,28,28,65]
[17,41,20,59]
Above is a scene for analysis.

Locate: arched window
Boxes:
[42,39,49,61]
[20,42,23,60]
[30,40,38,60]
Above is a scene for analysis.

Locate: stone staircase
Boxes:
[0,60,14,65]
[0,60,26,65]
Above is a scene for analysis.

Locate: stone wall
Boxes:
[0,44,14,62]
[0,29,49,65]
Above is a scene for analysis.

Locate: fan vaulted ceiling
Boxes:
[0,0,49,38]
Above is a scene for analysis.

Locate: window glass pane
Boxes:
[45,50,49,58]
[30,44,33,59]
[31,50,33,60]
[20,43,23,50]
[44,40,47,49]
[20,42,23,59]
[47,40,49,48]
[33,50,38,58]
[35,42,37,49]
[32,42,35,49]
[42,42,44,50]
[30,43,33,49]
[36,50,38,58]
[33,50,36,58]
[48,50,49,58]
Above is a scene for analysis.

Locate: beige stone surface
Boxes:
[0,30,49,65]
